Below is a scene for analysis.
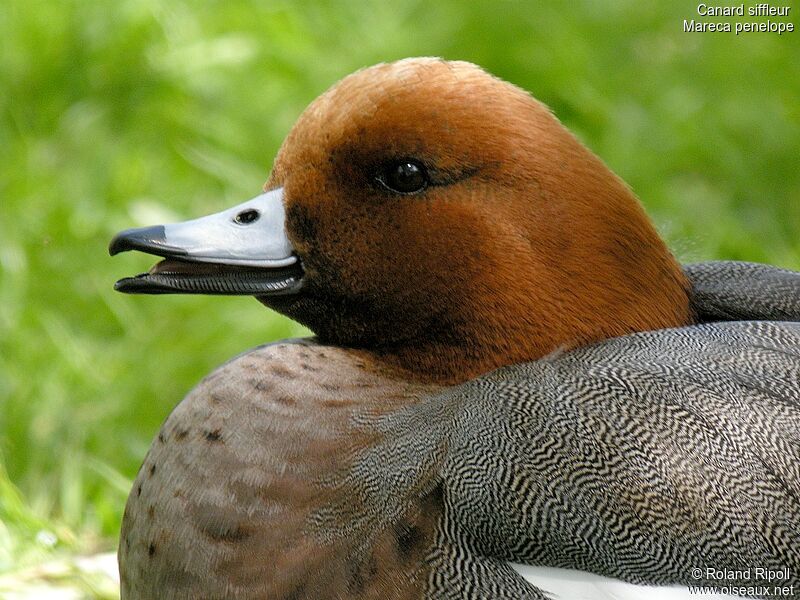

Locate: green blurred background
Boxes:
[1,0,798,595]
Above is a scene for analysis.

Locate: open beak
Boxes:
[109,187,304,295]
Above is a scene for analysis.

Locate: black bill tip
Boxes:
[108,226,188,258]
[114,275,165,294]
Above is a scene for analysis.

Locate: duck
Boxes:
[109,58,800,599]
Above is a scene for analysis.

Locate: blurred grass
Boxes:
[0,0,798,594]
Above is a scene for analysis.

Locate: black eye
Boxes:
[379,160,428,194]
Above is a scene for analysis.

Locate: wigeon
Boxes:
[110,58,800,599]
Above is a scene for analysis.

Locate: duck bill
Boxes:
[109,187,304,296]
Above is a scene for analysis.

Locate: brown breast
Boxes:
[119,340,445,599]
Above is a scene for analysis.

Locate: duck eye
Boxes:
[379,160,428,194]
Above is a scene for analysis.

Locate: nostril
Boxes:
[234,209,260,225]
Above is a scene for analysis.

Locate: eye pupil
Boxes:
[234,209,260,225]
[382,160,428,194]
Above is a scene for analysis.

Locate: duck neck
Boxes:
[365,236,694,385]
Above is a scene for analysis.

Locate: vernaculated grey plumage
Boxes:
[425,319,800,596]
[686,260,800,322]
[119,261,800,599]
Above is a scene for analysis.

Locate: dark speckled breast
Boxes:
[119,340,444,600]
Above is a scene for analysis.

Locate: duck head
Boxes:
[111,58,692,383]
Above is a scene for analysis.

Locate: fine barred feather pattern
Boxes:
[686,261,800,322]
[443,321,799,592]
[341,321,800,598]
